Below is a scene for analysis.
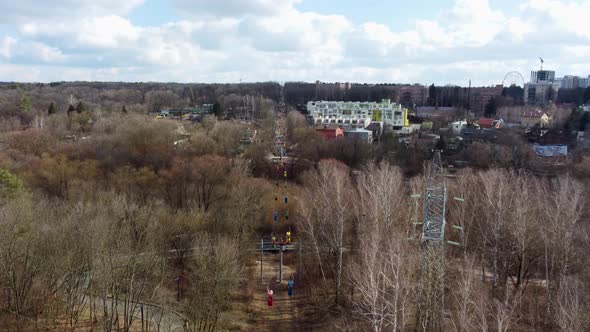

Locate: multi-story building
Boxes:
[531,70,555,83]
[561,75,580,89]
[553,75,589,89]
[307,99,409,130]
[526,69,558,104]
[524,82,557,104]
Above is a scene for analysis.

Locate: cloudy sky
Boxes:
[0,0,589,85]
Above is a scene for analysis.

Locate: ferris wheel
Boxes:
[502,71,525,88]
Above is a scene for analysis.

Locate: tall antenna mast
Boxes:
[539,57,544,71]
[467,79,471,112]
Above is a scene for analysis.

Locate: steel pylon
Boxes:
[416,150,447,332]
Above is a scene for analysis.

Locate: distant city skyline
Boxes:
[0,0,589,85]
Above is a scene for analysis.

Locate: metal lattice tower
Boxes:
[416,150,447,332]
[423,150,446,242]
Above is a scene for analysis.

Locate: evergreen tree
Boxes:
[580,111,589,131]
[564,108,583,133]
[428,84,437,106]
[48,102,57,115]
[502,85,524,105]
[484,97,497,118]
[18,90,31,113]
[67,104,75,117]
[212,102,222,118]
[75,101,85,114]
[0,168,25,201]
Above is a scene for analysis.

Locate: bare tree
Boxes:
[0,197,43,322]
[553,277,584,332]
[299,159,355,305]
[349,161,416,331]
[286,110,307,141]
[539,175,585,327]
[450,255,478,332]
[89,194,162,332]
[477,169,513,295]
[506,173,543,293]
[183,236,243,331]
[492,294,520,332]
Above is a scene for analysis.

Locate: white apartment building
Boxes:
[306,99,408,130]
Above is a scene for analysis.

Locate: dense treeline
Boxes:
[284,82,403,105]
[296,160,590,331]
[0,109,288,330]
[280,110,590,331]
[3,81,588,130]
[2,91,590,330]
[557,87,590,106]
[0,82,282,128]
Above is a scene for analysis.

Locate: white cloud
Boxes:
[0,36,17,59]
[407,0,515,48]
[27,42,67,62]
[21,15,141,49]
[0,0,589,85]
[522,0,590,39]
[563,45,590,57]
[0,0,144,23]
[173,0,300,18]
[0,37,66,63]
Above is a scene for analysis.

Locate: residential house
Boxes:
[477,118,502,129]
[315,126,344,140]
[450,120,467,135]
[477,118,492,128]
[521,110,552,128]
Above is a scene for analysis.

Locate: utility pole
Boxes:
[260,239,264,284]
[279,245,284,283]
[176,277,180,302]
[140,304,144,332]
[298,240,302,282]
[467,79,471,112]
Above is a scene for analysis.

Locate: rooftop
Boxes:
[522,110,548,118]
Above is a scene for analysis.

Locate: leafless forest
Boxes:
[1,82,590,331]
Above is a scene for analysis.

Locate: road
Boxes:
[251,254,303,331]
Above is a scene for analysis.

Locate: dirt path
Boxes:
[247,252,304,331]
